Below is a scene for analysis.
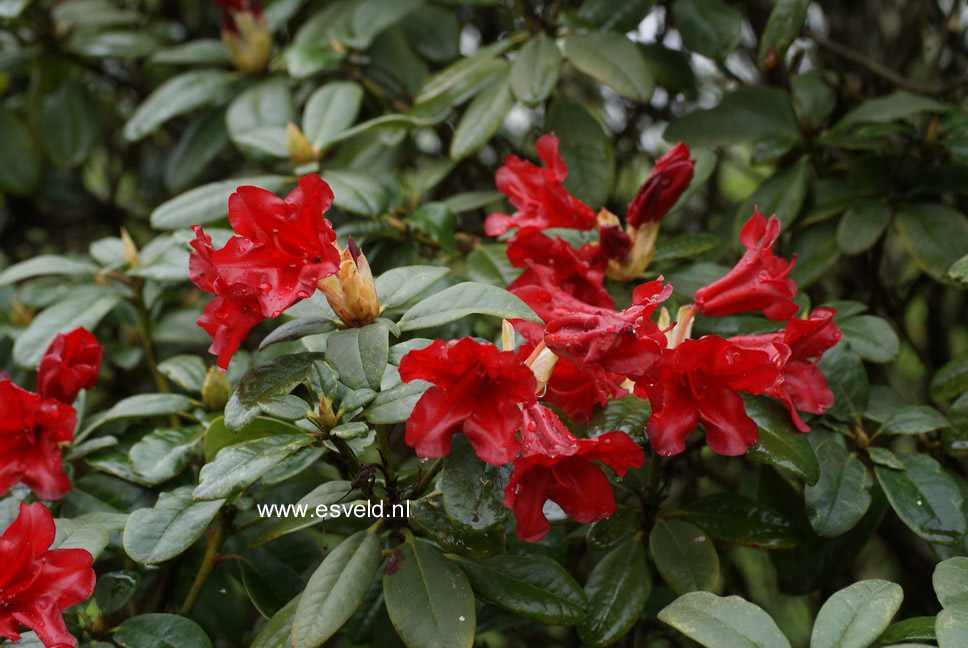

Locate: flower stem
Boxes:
[409,458,443,499]
[132,279,170,394]
[178,517,226,617]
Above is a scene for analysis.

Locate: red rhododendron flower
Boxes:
[0,379,76,500]
[598,223,633,260]
[634,335,778,456]
[693,211,798,321]
[504,404,644,542]
[544,279,672,382]
[484,134,597,236]
[400,338,538,465]
[189,175,341,369]
[730,307,842,432]
[215,0,263,30]
[36,328,102,405]
[627,143,695,228]
[506,231,613,310]
[0,502,95,648]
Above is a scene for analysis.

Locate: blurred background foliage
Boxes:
[1,0,968,646]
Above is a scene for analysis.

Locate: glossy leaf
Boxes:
[563,31,653,102]
[805,441,873,537]
[649,519,720,595]
[123,487,224,564]
[875,453,967,545]
[810,580,903,648]
[578,538,651,648]
[398,282,541,331]
[658,592,792,648]
[510,34,560,105]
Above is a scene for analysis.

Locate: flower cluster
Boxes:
[1,328,102,501]
[189,174,381,370]
[0,503,96,648]
[0,329,102,647]
[401,134,841,542]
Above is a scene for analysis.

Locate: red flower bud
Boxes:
[36,327,102,405]
[0,502,96,648]
[485,134,597,236]
[598,223,633,260]
[504,404,644,543]
[0,378,76,500]
[400,338,538,466]
[694,210,798,321]
[626,142,695,229]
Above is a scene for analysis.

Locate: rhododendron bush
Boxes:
[2,1,968,648]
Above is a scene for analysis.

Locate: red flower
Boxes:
[634,335,778,456]
[693,211,798,321]
[36,328,102,405]
[504,404,644,543]
[0,502,95,648]
[627,143,695,228]
[507,231,613,310]
[400,338,538,465]
[215,0,263,31]
[485,134,597,236]
[598,223,633,260]
[0,379,76,500]
[544,279,672,382]
[730,308,841,432]
[189,175,341,369]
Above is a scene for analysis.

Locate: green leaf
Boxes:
[241,551,305,618]
[882,405,950,435]
[325,323,389,391]
[932,350,968,403]
[350,0,424,47]
[225,353,324,432]
[302,81,364,152]
[672,0,744,60]
[128,427,204,486]
[363,380,430,424]
[510,34,560,106]
[251,595,300,648]
[450,71,513,160]
[896,203,968,283]
[791,71,836,126]
[122,70,235,142]
[95,571,141,615]
[414,39,513,105]
[0,0,30,19]
[410,202,458,250]
[52,518,110,559]
[259,318,336,350]
[13,286,121,368]
[868,446,905,470]
[679,494,799,549]
[743,394,821,484]
[837,200,892,255]
[949,253,968,286]
[817,340,869,423]
[410,498,505,559]
[193,433,315,500]
[805,441,873,537]
[658,591,791,648]
[757,0,809,68]
[292,530,383,648]
[934,557,968,608]
[875,617,936,646]
[875,453,967,545]
[937,607,968,648]
[164,106,230,193]
[149,39,229,66]
[376,265,450,310]
[652,232,721,264]
[665,88,800,151]
[322,169,387,216]
[0,106,40,195]
[810,580,903,648]
[577,0,656,32]
[545,99,615,208]
[68,29,162,58]
[738,159,811,229]
[585,394,651,444]
[383,538,476,648]
[466,244,520,286]
[150,175,291,229]
[0,255,98,284]
[41,79,100,168]
[78,394,194,442]
[649,519,720,595]
[250,481,363,547]
[441,435,511,530]
[563,31,654,102]
[838,90,949,126]
[450,554,587,624]
[639,43,697,94]
[226,78,293,158]
[122,487,224,565]
[157,355,208,393]
[398,282,541,331]
[203,416,302,462]
[114,614,212,648]
[578,538,651,647]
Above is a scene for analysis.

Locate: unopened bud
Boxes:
[501,319,515,352]
[316,392,338,429]
[216,0,272,74]
[287,122,315,164]
[201,365,230,410]
[120,227,140,268]
[317,237,381,328]
[627,143,694,229]
[524,342,558,394]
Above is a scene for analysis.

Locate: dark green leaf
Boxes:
[841,315,900,363]
[817,340,869,422]
[325,324,389,391]
[114,614,212,648]
[578,538,651,647]
[225,353,324,432]
[837,200,892,255]
[194,433,315,500]
[737,158,810,229]
[805,441,873,537]
[164,106,229,193]
[128,426,203,486]
[363,380,430,424]
[672,0,743,60]
[658,592,791,648]
[122,70,234,142]
[895,203,968,284]
[376,265,450,310]
[241,553,305,619]
[303,81,364,152]
[510,34,560,106]
[442,436,511,530]
[95,571,141,615]
[757,0,809,68]
[151,175,291,229]
[546,99,615,208]
[122,487,224,564]
[650,519,719,595]
[398,282,541,331]
[875,617,936,646]
[450,71,513,161]
[932,351,968,403]
[679,494,799,549]
[810,580,903,648]
[743,394,821,485]
[411,499,505,559]
[665,88,800,151]
[933,556,968,608]
[42,79,100,168]
[875,453,967,545]
[410,202,458,250]
[563,31,653,102]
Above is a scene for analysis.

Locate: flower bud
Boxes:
[317,237,381,328]
[287,122,315,164]
[626,143,695,229]
[201,365,230,410]
[216,0,272,74]
[120,227,139,268]
[315,392,338,430]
